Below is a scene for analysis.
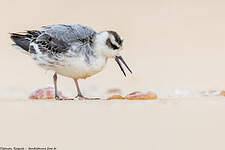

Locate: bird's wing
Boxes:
[41,24,96,45]
[30,33,70,54]
[30,24,97,55]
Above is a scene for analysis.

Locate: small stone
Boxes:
[220,91,225,96]
[125,91,157,100]
[29,86,67,100]
[106,95,125,100]
[107,88,121,94]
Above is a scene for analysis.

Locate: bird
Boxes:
[10,24,132,100]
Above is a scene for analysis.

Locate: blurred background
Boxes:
[1,1,225,149]
[1,0,225,97]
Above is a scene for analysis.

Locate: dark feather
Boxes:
[10,33,31,51]
[35,33,69,54]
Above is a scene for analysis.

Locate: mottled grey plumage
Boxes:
[41,24,96,44]
[42,24,96,56]
[11,24,98,67]
[11,24,96,57]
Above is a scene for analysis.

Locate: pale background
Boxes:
[0,0,225,149]
[1,0,225,93]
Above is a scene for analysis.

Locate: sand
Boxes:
[1,97,225,150]
[1,0,225,149]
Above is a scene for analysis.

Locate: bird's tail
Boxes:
[10,33,31,52]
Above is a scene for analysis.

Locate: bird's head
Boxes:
[94,31,132,76]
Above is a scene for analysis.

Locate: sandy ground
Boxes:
[1,0,225,149]
[1,97,225,150]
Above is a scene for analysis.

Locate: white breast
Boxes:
[52,55,107,79]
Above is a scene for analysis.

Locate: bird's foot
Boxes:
[55,96,74,100]
[75,95,100,100]
[55,95,100,100]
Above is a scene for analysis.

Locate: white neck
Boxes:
[93,32,109,57]
[93,32,120,58]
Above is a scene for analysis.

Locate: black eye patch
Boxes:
[107,31,123,47]
[106,38,119,50]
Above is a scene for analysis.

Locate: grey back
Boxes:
[40,24,96,44]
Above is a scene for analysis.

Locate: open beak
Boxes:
[115,56,132,77]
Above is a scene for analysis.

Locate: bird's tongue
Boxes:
[115,56,132,77]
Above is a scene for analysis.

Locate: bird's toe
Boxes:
[75,95,100,100]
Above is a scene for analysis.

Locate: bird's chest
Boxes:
[55,55,107,79]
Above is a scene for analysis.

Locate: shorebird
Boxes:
[10,24,132,100]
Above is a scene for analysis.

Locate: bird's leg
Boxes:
[53,73,61,100]
[73,79,100,100]
[53,73,74,100]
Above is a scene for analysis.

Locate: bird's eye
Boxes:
[106,39,119,50]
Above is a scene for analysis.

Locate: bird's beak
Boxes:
[115,56,132,77]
